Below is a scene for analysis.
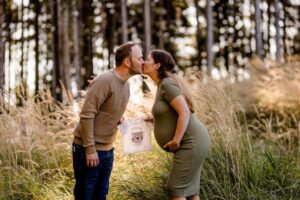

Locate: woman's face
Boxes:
[143,53,158,75]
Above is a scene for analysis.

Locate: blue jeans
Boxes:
[72,143,114,200]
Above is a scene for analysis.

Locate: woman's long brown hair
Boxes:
[151,50,195,113]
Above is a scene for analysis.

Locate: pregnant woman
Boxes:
[143,50,211,200]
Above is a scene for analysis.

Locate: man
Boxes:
[72,42,144,200]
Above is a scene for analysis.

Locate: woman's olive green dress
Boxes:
[152,78,211,197]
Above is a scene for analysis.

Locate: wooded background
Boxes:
[0,0,299,104]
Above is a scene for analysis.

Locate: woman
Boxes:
[143,50,211,200]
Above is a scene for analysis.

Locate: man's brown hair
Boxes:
[115,42,136,67]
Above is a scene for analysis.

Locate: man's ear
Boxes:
[124,58,131,68]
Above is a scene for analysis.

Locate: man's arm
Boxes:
[80,118,99,167]
[79,76,111,167]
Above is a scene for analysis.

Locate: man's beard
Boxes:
[129,59,141,75]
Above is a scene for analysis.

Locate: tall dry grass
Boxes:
[0,90,75,200]
[228,57,300,152]
[1,58,300,199]
[110,67,300,199]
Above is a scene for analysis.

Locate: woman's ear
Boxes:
[156,63,161,70]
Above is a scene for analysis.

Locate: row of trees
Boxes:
[0,0,299,103]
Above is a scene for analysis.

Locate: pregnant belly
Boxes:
[154,129,175,152]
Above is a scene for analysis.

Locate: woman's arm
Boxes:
[163,95,190,151]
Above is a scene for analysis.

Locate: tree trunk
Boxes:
[17,0,25,106]
[221,1,229,70]
[206,0,213,74]
[61,0,71,96]
[72,0,81,91]
[82,0,94,88]
[6,0,12,104]
[44,0,53,89]
[25,4,29,92]
[267,0,271,56]
[274,0,281,62]
[20,0,24,83]
[255,0,263,58]
[144,0,151,55]
[164,0,175,56]
[141,0,151,93]
[158,0,164,49]
[121,0,128,43]
[0,0,5,91]
[232,0,239,67]
[194,0,202,70]
[52,0,62,101]
[106,1,116,69]
[34,0,41,95]
[282,1,287,60]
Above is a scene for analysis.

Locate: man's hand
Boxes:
[163,140,180,152]
[86,152,99,167]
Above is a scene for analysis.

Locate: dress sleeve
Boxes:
[161,79,183,103]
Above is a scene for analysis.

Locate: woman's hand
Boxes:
[117,117,124,125]
[163,139,180,152]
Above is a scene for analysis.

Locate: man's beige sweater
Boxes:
[73,69,130,154]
